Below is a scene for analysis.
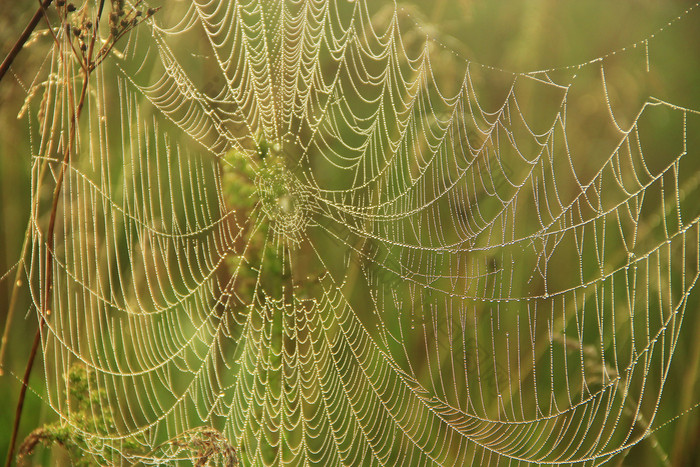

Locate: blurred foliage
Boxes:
[1,1,699,466]
[16,363,238,466]
[16,363,144,466]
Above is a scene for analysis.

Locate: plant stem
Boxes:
[4,328,41,467]
[0,233,29,374]
[0,156,50,373]
[5,1,103,463]
[0,0,54,84]
[4,72,89,467]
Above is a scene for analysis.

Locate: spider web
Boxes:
[16,0,700,465]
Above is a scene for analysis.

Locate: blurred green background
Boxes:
[2,1,700,465]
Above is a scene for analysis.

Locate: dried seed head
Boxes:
[73,27,81,37]
[147,8,157,16]
[56,0,66,6]
[66,3,76,12]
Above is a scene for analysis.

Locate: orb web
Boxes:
[12,0,700,465]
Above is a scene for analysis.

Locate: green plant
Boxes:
[2,1,700,466]
[17,363,238,466]
[17,363,144,466]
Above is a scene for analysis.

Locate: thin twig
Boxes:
[0,136,53,373]
[5,2,101,464]
[0,225,31,374]
[4,328,41,467]
[0,0,54,84]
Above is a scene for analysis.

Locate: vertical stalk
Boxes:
[0,0,55,84]
[4,1,105,464]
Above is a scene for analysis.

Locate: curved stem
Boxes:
[5,1,101,463]
[0,234,29,374]
[4,328,41,467]
[0,0,54,84]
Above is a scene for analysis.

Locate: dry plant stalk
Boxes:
[4,2,158,465]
